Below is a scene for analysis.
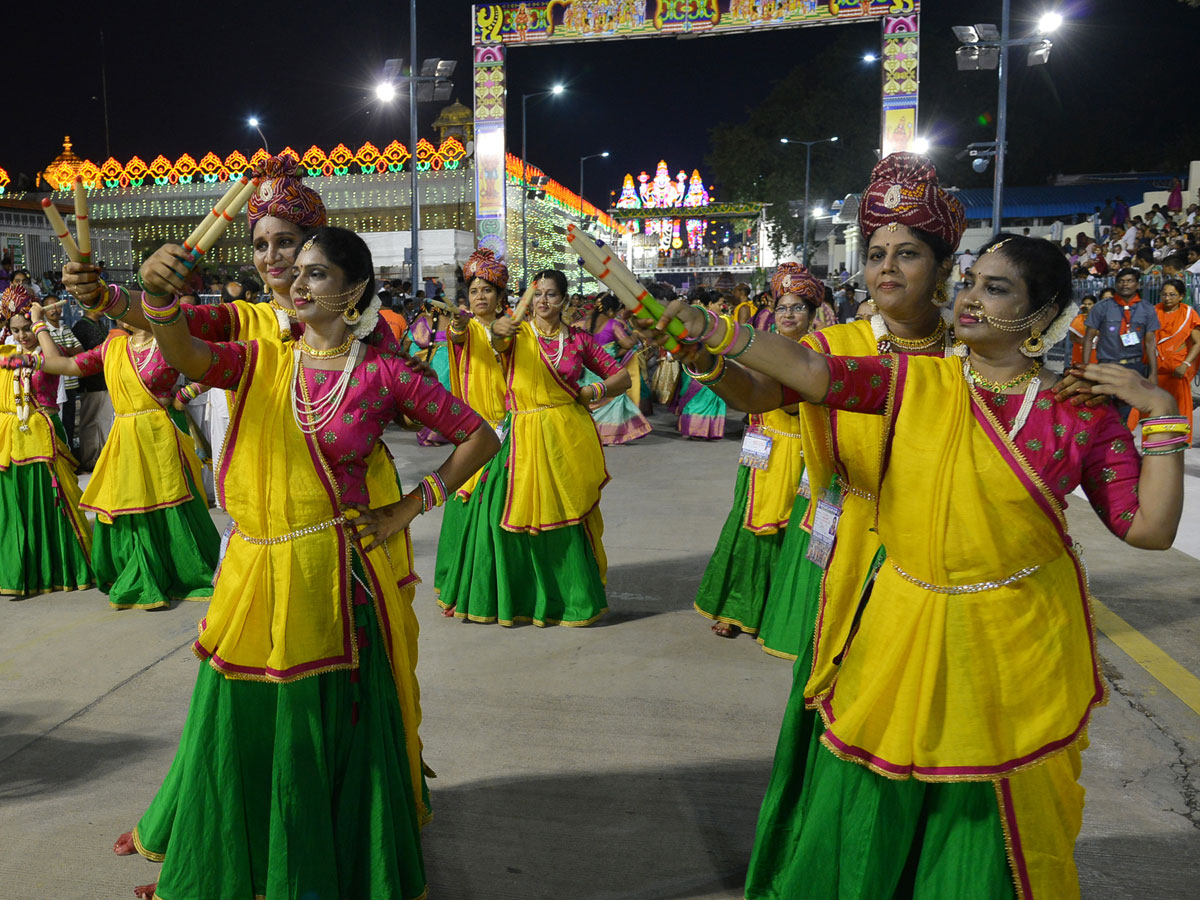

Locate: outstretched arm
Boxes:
[29,304,84,377]
[139,253,214,380]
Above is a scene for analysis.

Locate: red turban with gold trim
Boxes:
[858,152,965,251]
[247,155,327,232]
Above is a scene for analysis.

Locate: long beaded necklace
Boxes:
[533,321,566,368]
[290,342,362,435]
[13,361,33,432]
[963,358,1042,439]
[129,335,157,376]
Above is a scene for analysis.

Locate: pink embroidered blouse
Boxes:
[74,333,180,402]
[530,324,625,386]
[182,302,405,356]
[201,342,483,505]
[821,354,1142,538]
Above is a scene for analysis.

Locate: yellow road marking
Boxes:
[1093,598,1200,717]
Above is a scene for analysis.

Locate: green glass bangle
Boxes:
[136,271,171,299]
[727,325,756,360]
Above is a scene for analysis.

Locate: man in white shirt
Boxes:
[956,249,975,281]
[1121,222,1138,250]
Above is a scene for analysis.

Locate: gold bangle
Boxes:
[694,356,727,384]
[706,316,738,355]
[1141,423,1190,434]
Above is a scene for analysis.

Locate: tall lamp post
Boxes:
[247,117,269,153]
[954,6,1062,235]
[578,151,609,292]
[780,136,838,265]
[521,85,564,290]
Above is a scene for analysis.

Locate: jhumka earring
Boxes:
[342,306,362,325]
[931,284,951,308]
[1020,327,1045,358]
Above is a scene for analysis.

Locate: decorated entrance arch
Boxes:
[470,1,920,262]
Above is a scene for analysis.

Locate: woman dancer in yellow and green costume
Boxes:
[656,231,1184,899]
[0,284,92,598]
[439,268,631,627]
[123,226,499,900]
[434,248,509,602]
[692,263,820,645]
[25,303,218,609]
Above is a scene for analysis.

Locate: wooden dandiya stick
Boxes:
[40,298,69,312]
[72,177,92,263]
[182,177,249,255]
[566,224,687,352]
[40,198,82,263]
[511,280,538,324]
[428,297,472,318]
[184,178,258,271]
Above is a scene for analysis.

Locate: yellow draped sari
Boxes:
[198,338,427,821]
[79,333,205,524]
[796,320,887,704]
[501,321,610,534]
[448,316,506,498]
[0,345,91,553]
[819,354,1100,900]
[744,406,804,534]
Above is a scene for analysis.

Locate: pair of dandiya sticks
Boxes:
[41,175,260,275]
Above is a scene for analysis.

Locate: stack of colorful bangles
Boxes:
[141,289,182,326]
[1140,416,1191,455]
[176,382,205,405]
[77,283,133,321]
[585,381,607,402]
[407,472,448,514]
[680,310,757,388]
[31,321,50,339]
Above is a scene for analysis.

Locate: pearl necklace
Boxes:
[534,323,566,368]
[963,359,1041,440]
[290,342,362,435]
[130,336,157,375]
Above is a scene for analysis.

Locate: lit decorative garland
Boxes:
[39,137,469,191]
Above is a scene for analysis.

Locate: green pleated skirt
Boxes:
[94,470,220,610]
[437,429,607,627]
[755,491,814,660]
[694,465,787,634]
[744,542,1016,900]
[433,493,469,596]
[134,563,427,900]
[0,419,93,597]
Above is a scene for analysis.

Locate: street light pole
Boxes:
[781,136,838,266]
[577,151,609,293]
[520,86,564,291]
[992,0,1010,237]
[409,0,421,292]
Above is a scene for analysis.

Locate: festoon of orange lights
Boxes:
[38,137,470,191]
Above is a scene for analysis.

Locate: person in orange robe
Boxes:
[1153,278,1200,433]
[1069,294,1099,365]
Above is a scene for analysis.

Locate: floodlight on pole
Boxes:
[912,136,931,155]
[1037,11,1063,33]
[521,86,567,289]
[863,53,878,62]
[375,82,397,102]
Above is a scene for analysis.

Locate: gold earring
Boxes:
[931,284,950,308]
[1020,327,1045,358]
[342,306,362,325]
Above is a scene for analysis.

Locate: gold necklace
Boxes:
[299,333,355,359]
[882,317,946,350]
[533,322,562,338]
[965,359,1042,392]
[270,298,299,319]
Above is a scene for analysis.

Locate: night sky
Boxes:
[10,0,1199,204]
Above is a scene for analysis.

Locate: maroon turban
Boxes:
[770,262,823,302]
[247,155,327,232]
[462,248,509,292]
[858,152,965,251]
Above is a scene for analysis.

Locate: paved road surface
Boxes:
[1,412,1197,899]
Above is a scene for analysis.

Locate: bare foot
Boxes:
[711,622,740,639]
[133,883,156,900]
[114,831,136,855]
[441,605,456,618]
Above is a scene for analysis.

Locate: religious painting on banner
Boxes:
[471,1,917,45]
[881,13,920,158]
